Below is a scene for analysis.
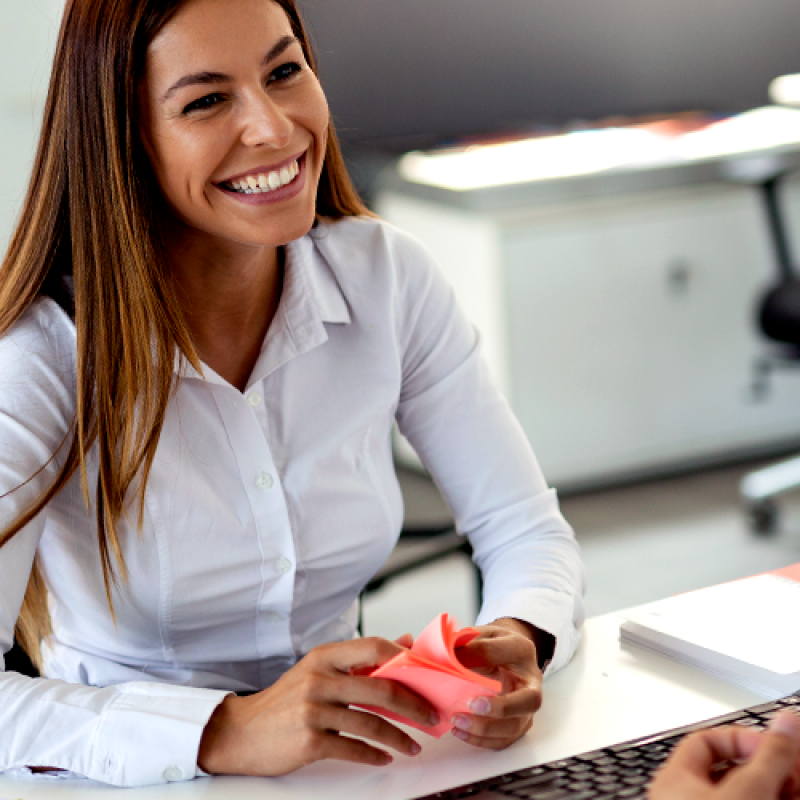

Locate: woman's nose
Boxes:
[239,94,292,149]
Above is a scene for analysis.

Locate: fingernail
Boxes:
[452,728,469,741]
[452,714,472,731]
[381,753,394,766]
[770,711,800,738]
[429,712,440,726]
[410,742,422,756]
[468,697,491,715]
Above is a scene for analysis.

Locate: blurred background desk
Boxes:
[378,122,800,492]
[0,611,765,800]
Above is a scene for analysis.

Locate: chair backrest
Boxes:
[4,637,39,678]
[757,175,800,345]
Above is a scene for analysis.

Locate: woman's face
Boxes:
[141,0,329,251]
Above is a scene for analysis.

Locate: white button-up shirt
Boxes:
[0,217,584,787]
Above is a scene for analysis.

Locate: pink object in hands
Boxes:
[359,613,502,737]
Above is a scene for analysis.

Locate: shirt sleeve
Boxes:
[392,232,586,676]
[0,302,230,787]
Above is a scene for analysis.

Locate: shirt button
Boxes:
[275,557,292,575]
[265,611,284,623]
[247,392,262,407]
[256,472,274,489]
[163,766,184,782]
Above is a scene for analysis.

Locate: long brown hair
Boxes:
[0,0,367,667]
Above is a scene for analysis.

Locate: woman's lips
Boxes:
[217,152,307,205]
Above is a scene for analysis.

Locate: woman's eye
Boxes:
[182,93,225,114]
[269,62,302,84]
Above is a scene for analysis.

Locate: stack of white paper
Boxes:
[620,573,800,697]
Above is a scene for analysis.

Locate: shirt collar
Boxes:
[174,225,351,387]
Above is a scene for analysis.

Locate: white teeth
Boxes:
[226,159,301,194]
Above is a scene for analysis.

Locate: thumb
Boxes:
[724,712,800,797]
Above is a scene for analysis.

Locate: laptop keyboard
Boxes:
[415,693,800,799]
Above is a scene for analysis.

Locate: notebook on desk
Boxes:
[412,693,800,799]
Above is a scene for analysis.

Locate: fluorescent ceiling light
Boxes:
[399,107,800,192]
[399,128,671,191]
[676,106,800,160]
[770,74,800,106]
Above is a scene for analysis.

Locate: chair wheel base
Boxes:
[747,499,779,535]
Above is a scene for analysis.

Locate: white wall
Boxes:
[0,1,63,250]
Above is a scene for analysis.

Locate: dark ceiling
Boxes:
[299,0,800,153]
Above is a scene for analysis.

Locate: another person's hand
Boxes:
[450,617,545,750]
[649,711,800,799]
[197,635,436,777]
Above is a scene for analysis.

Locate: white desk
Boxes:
[0,612,765,800]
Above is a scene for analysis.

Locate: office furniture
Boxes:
[739,172,800,532]
[0,609,764,800]
[379,135,800,492]
[4,638,37,678]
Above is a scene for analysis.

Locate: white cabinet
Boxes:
[379,173,800,489]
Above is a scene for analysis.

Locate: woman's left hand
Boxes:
[451,618,544,750]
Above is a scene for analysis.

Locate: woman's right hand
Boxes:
[197,635,437,776]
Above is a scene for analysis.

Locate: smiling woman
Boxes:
[0,0,584,788]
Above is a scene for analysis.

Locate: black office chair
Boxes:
[5,636,38,678]
[741,172,800,533]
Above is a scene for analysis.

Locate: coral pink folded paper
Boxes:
[359,613,502,737]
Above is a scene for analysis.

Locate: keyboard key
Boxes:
[515,766,551,777]
[596,783,625,794]
[567,762,592,773]
[510,789,570,800]
[749,700,786,714]
[575,750,612,762]
[622,775,650,786]
[504,773,560,791]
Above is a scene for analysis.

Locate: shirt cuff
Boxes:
[477,587,583,677]
[89,682,232,787]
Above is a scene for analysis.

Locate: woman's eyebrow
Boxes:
[160,35,299,103]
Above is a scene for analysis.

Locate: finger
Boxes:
[466,686,543,720]
[310,669,438,728]
[314,730,395,767]
[319,637,409,673]
[451,710,529,741]
[394,633,414,649]
[315,704,422,757]
[722,712,800,797]
[458,633,538,675]
[451,716,533,750]
[349,675,439,728]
